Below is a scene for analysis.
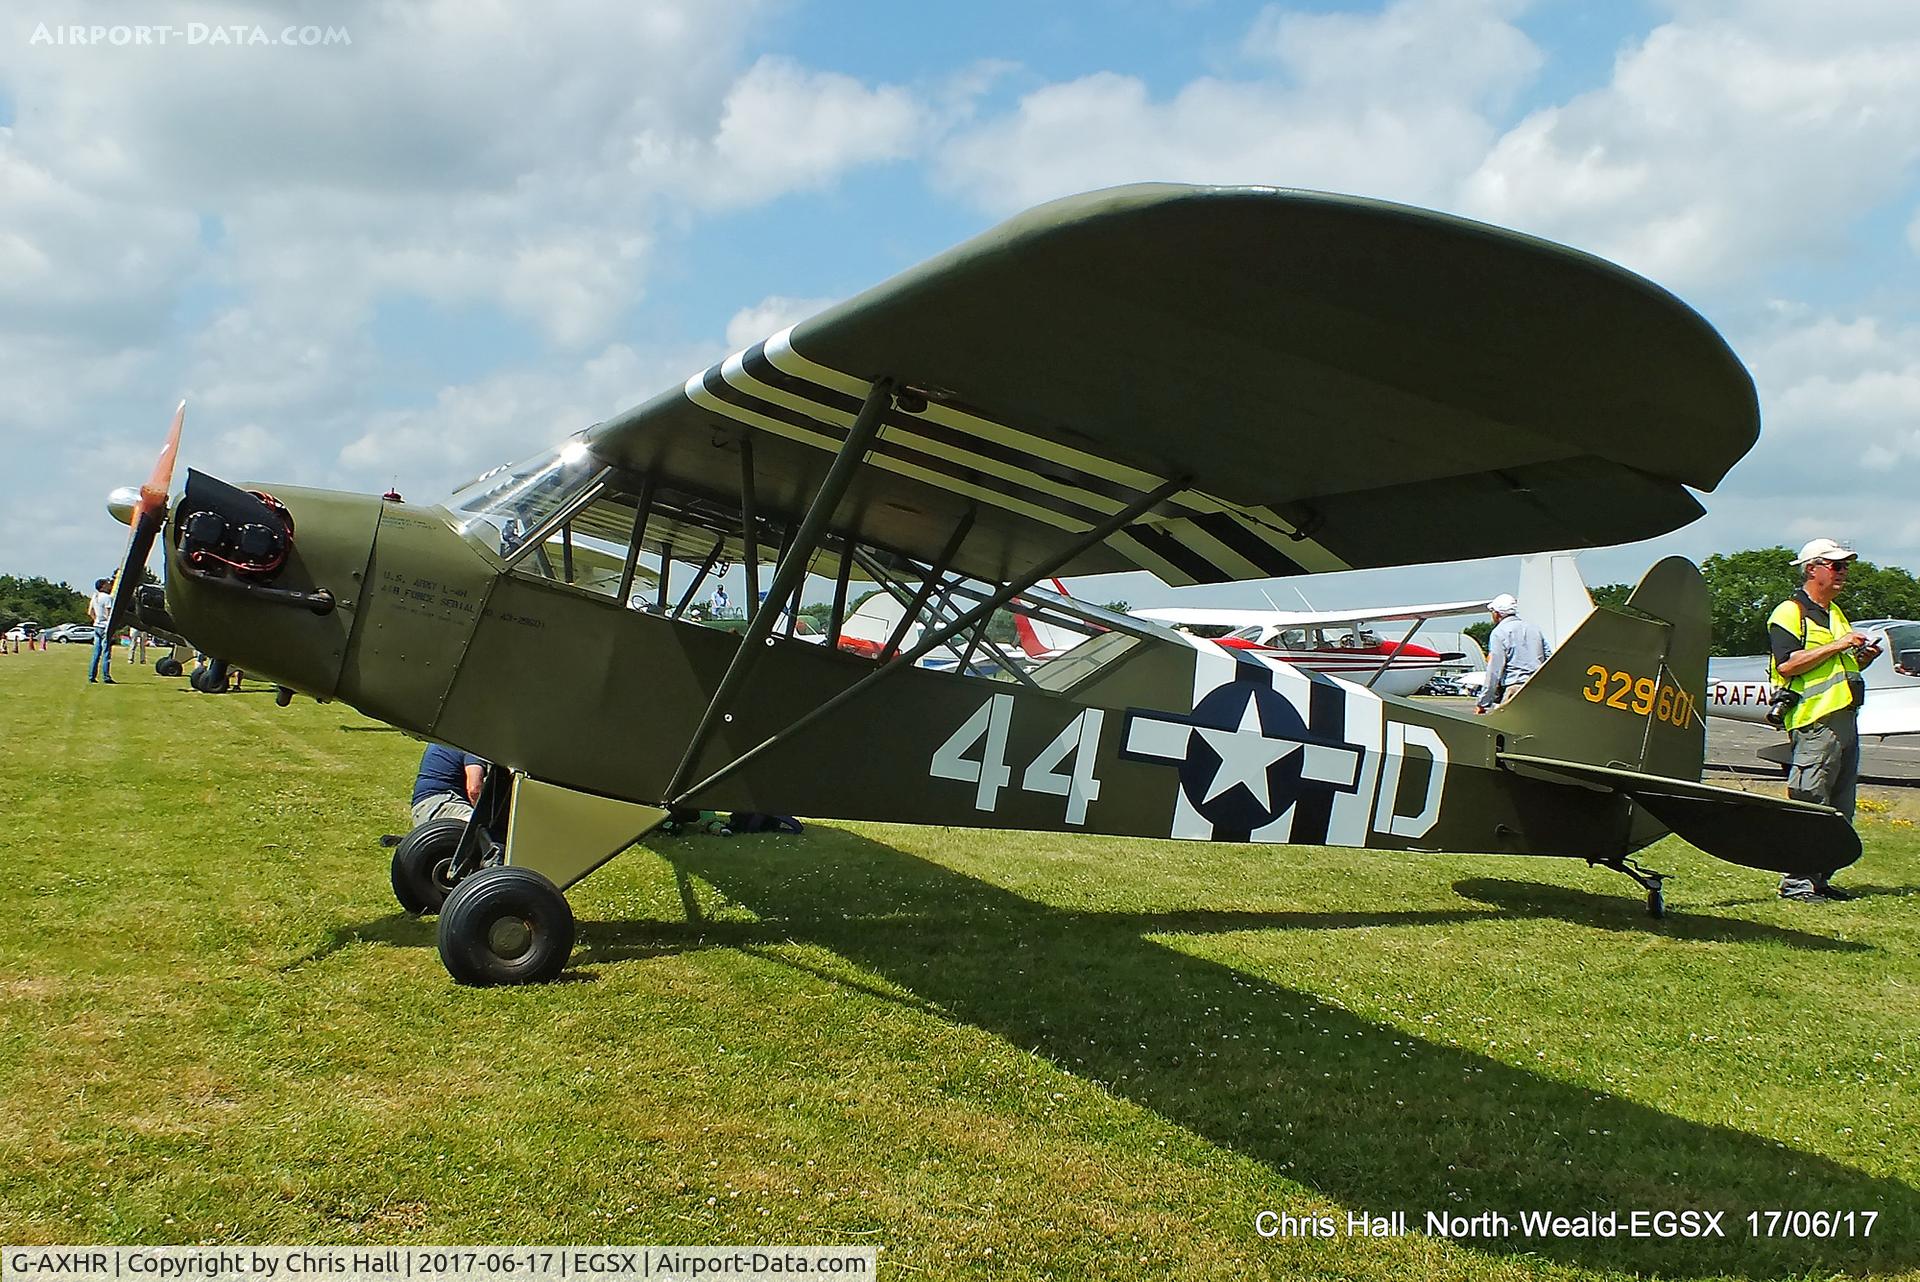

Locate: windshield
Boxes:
[447,439,600,557]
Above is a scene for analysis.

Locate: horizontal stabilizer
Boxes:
[1500,753,1860,876]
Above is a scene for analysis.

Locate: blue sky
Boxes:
[4,0,1919,613]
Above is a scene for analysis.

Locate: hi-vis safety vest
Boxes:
[1768,596,1861,732]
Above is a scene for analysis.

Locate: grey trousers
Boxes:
[410,792,474,828]
[1781,706,1859,893]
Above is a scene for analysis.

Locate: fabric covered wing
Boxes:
[584,184,1758,586]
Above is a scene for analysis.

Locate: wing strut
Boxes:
[848,546,1040,690]
[825,534,854,648]
[880,510,974,662]
[1365,617,1425,690]
[614,473,656,606]
[673,531,728,619]
[668,471,1189,808]
[740,437,761,624]
[662,378,896,801]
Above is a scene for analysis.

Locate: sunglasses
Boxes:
[1813,559,1852,571]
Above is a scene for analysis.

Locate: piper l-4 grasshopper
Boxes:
[108,184,1858,985]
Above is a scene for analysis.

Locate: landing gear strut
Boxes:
[1601,856,1667,918]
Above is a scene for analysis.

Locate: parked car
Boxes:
[61,625,100,645]
[5,621,41,642]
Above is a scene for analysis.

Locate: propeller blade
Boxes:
[106,401,185,637]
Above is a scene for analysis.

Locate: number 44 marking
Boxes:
[930,694,1105,825]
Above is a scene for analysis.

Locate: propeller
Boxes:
[105,400,185,637]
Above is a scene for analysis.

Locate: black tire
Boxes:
[390,818,469,915]
[437,867,574,986]
[155,656,183,677]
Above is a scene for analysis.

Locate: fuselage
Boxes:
[154,475,1682,866]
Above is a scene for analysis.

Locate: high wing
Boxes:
[1132,599,1492,632]
[576,184,1759,588]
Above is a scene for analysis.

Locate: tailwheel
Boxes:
[437,867,575,986]
[155,656,183,677]
[390,818,468,915]
[1601,856,1667,919]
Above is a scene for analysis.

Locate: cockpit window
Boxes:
[1883,623,1920,674]
[448,440,600,558]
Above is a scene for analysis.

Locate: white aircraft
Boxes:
[1124,599,1488,696]
[1014,554,1582,700]
[1707,619,1920,740]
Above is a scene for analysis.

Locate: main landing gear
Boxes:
[389,769,669,985]
[1599,856,1667,918]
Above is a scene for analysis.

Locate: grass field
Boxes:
[2,644,1917,1280]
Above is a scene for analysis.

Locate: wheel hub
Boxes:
[487,915,534,959]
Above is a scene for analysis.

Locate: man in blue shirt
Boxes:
[411,743,488,826]
[1475,594,1552,713]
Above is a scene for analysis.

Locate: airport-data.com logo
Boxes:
[29,21,351,48]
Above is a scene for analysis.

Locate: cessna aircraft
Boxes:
[107,184,1860,985]
[1129,601,1483,697]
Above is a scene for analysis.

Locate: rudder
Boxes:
[1491,555,1708,783]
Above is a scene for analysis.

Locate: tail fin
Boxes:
[1495,557,1860,876]
[1516,550,1596,649]
[1493,555,1709,782]
[1012,578,1096,658]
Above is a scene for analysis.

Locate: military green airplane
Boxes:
[108,184,1858,985]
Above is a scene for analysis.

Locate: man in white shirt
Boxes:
[1474,593,1551,713]
[87,577,116,684]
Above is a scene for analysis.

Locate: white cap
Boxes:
[1792,538,1857,567]
[1489,593,1518,616]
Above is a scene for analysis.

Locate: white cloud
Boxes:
[337,339,722,502]
[1244,0,1539,112]
[683,57,928,208]
[1,0,943,583]
[724,294,839,349]
[1460,7,1920,287]
[936,0,1541,214]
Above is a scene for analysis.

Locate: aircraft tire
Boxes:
[155,656,183,677]
[390,818,469,915]
[437,867,574,986]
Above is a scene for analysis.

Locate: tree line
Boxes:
[0,575,89,632]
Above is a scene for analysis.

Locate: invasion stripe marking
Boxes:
[689,368,1091,535]
[702,330,1358,582]
[1153,517,1271,582]
[727,348,1131,520]
[1237,505,1348,573]
[1196,511,1311,577]
[767,327,1173,495]
[1103,530,1198,586]
[1126,523,1232,585]
[743,345,1151,512]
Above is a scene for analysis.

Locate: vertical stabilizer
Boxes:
[1517,550,1596,650]
[1491,556,1709,783]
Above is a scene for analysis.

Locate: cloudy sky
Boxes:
[4,0,1918,610]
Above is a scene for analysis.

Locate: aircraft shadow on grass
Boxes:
[598,831,1914,1280]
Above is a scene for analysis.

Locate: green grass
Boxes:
[2,644,1917,1280]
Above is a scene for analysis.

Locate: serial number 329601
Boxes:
[1581,665,1697,727]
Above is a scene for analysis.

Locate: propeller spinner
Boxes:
[105,400,185,637]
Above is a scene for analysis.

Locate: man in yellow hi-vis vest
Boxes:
[1769,538,1882,901]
